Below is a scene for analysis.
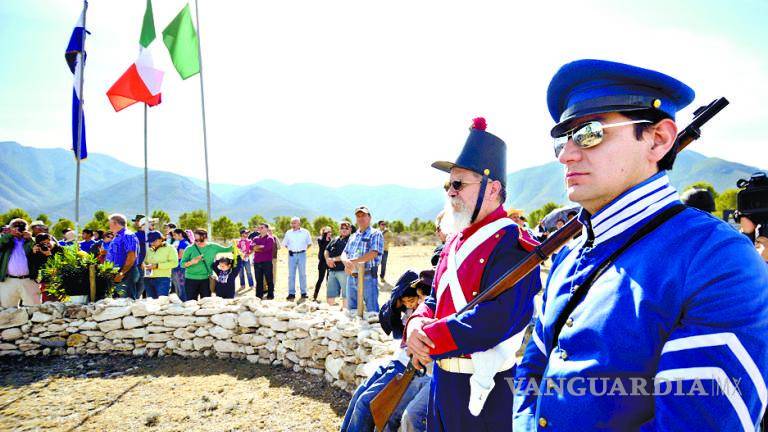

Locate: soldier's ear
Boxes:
[648,118,677,164]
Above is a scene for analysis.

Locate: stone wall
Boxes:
[0,295,398,392]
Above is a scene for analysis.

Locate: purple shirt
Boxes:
[7,238,29,276]
[252,235,275,263]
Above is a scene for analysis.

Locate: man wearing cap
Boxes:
[404,118,542,431]
[341,206,384,312]
[513,60,768,431]
[0,218,40,307]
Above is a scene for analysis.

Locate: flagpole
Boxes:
[74,0,88,235]
[193,0,212,235]
[144,103,150,236]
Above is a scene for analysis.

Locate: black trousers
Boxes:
[380,250,389,279]
[253,260,274,298]
[313,259,329,299]
[186,278,211,300]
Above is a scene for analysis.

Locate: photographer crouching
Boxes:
[30,233,64,302]
[0,218,41,307]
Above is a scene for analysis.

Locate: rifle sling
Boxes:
[549,204,685,349]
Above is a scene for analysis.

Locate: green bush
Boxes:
[39,245,121,300]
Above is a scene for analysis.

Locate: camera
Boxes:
[737,172,768,225]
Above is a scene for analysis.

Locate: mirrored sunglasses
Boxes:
[553,119,652,157]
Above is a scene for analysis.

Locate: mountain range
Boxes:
[0,141,763,224]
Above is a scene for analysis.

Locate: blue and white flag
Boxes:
[65,9,87,160]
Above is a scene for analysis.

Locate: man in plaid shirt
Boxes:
[341,206,384,312]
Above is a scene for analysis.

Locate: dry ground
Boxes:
[0,355,350,432]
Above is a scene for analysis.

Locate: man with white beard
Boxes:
[403,117,542,431]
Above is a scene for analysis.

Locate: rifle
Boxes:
[369,98,729,430]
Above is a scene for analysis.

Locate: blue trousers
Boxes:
[341,361,404,432]
[145,277,170,299]
[115,266,140,299]
[287,252,307,295]
[239,257,254,287]
[427,365,515,431]
[400,374,431,432]
[346,273,379,312]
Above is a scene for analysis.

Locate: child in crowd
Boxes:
[340,269,434,432]
[212,253,242,299]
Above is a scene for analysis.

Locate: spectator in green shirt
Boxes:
[143,231,178,298]
[180,229,233,300]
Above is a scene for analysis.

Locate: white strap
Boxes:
[437,218,515,310]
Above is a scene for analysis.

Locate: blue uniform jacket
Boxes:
[514,171,768,431]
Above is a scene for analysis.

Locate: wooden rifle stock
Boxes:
[369,98,728,428]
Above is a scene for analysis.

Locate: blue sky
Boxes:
[0,0,766,188]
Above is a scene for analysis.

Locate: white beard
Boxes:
[441,196,473,234]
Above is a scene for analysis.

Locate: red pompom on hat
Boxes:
[471,117,487,131]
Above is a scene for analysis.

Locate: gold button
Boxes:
[494,234,499,238]
[472,291,478,296]
[479,258,485,264]
[560,350,568,360]
[565,317,574,327]
[539,417,548,428]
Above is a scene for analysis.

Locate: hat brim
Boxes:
[431,161,456,173]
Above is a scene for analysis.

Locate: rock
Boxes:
[92,306,131,322]
[260,317,289,332]
[97,319,123,332]
[133,347,147,356]
[0,343,20,350]
[194,328,209,337]
[162,316,196,328]
[250,335,268,347]
[213,340,240,353]
[211,313,237,329]
[66,334,88,347]
[105,328,147,339]
[0,308,28,329]
[30,311,53,323]
[168,293,182,304]
[325,356,345,380]
[1,328,23,341]
[143,333,172,343]
[146,325,174,333]
[78,321,98,331]
[193,337,214,350]
[173,328,195,340]
[103,298,132,307]
[209,326,233,340]
[131,301,161,317]
[237,311,259,328]
[39,337,67,347]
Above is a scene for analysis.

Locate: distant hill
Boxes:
[0,141,763,224]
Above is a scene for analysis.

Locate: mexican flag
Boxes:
[106,0,164,112]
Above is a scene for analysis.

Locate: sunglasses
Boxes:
[553,119,652,157]
[443,180,482,192]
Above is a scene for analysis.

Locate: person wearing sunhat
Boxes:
[403,117,542,431]
[142,231,177,298]
[513,60,768,431]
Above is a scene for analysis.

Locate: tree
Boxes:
[1,208,31,225]
[178,210,209,231]
[715,188,738,213]
[528,202,561,227]
[390,220,406,234]
[420,220,436,233]
[273,216,292,236]
[84,210,110,231]
[35,214,51,225]
[313,216,338,236]
[685,181,719,199]
[151,210,171,227]
[212,216,239,240]
[248,214,267,229]
[408,218,422,232]
[51,218,75,239]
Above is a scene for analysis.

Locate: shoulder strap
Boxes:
[193,244,212,273]
[550,204,685,349]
